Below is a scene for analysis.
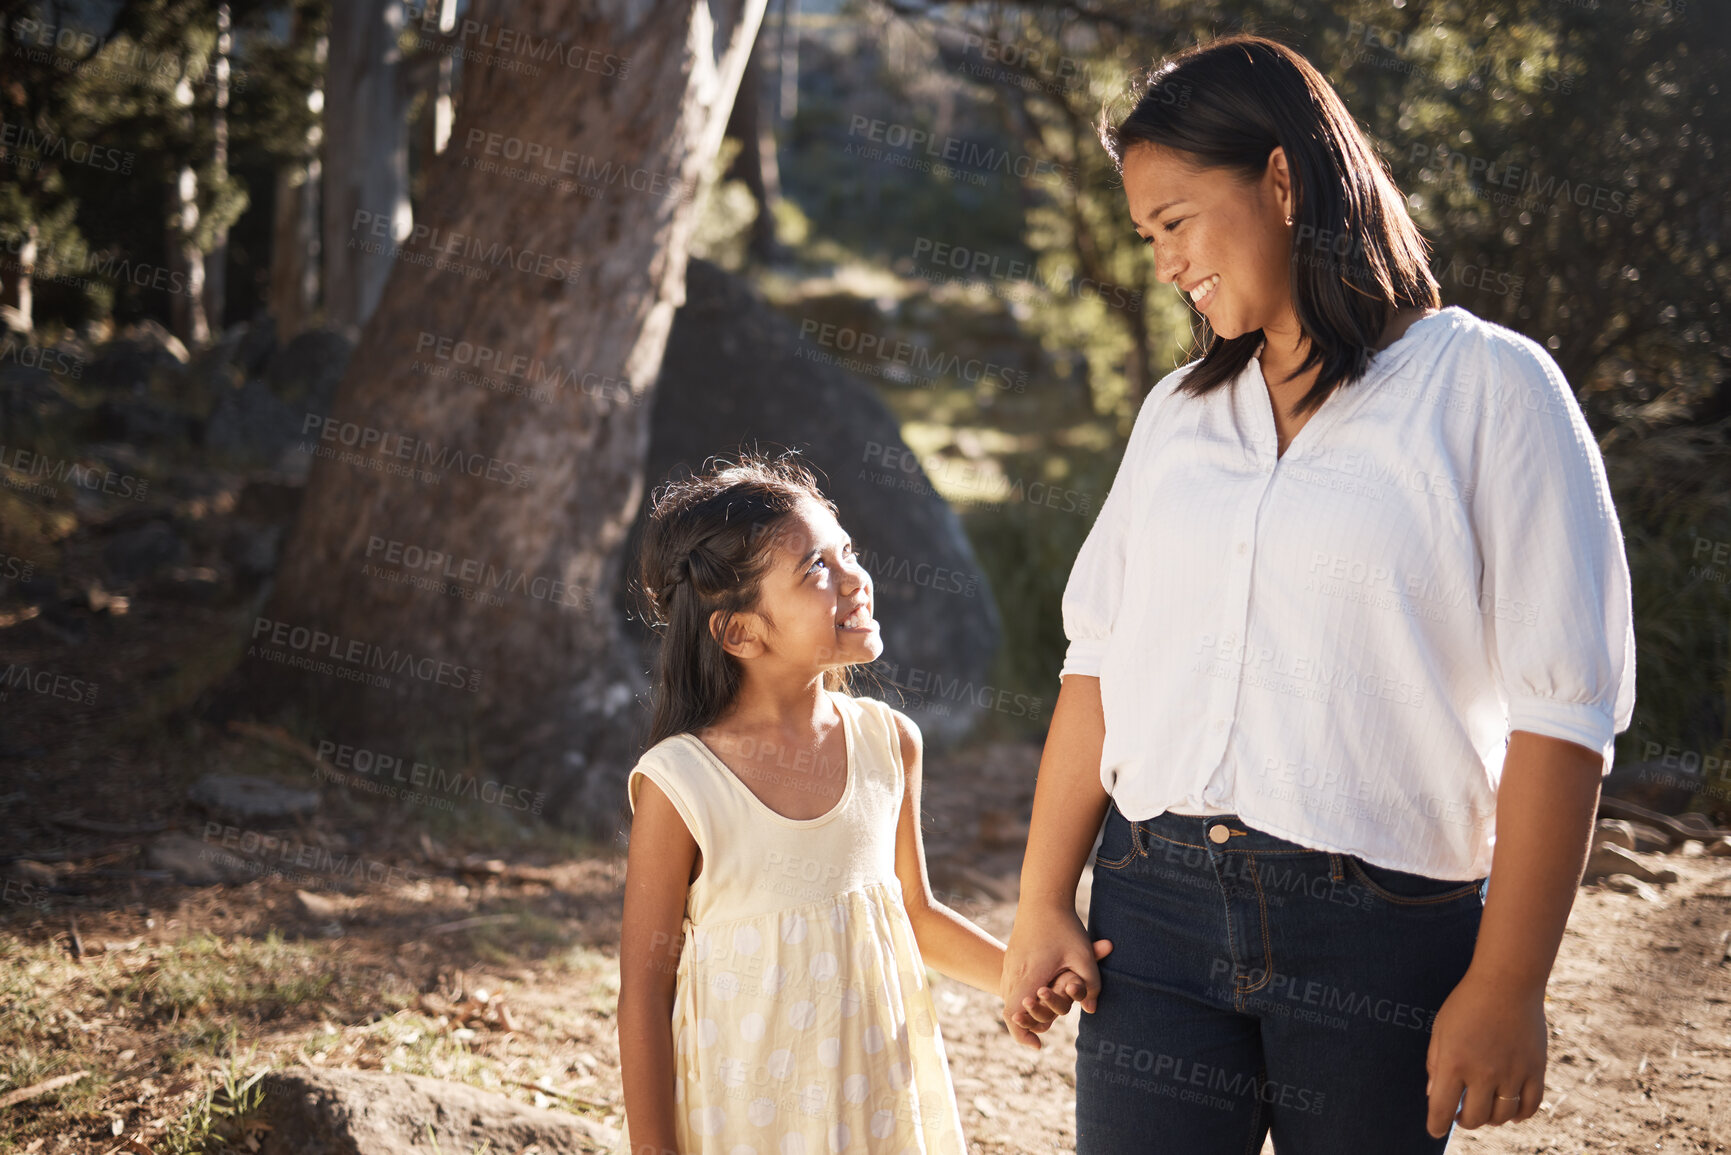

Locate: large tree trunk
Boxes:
[203,3,232,333]
[249,0,768,832]
[723,40,781,263]
[321,0,410,334]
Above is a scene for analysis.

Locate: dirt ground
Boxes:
[6,720,1731,1154]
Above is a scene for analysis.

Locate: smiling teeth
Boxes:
[1190,275,1220,302]
[840,605,870,628]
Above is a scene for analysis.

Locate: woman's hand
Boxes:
[1425,969,1547,1137]
[1001,905,1112,1048]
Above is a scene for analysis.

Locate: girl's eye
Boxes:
[807,556,827,574]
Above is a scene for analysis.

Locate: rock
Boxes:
[255,1067,619,1155]
[1676,812,1716,833]
[87,321,189,393]
[266,328,353,412]
[1594,819,1636,851]
[1603,759,1702,815]
[638,259,1000,744]
[1628,822,1672,854]
[5,859,58,887]
[1601,874,1662,903]
[101,520,191,584]
[187,774,320,822]
[147,832,247,886]
[1681,840,1706,857]
[85,396,199,446]
[1708,837,1731,857]
[1584,841,1679,885]
[204,377,303,462]
[224,522,283,582]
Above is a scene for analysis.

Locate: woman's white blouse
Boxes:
[1059,307,1636,880]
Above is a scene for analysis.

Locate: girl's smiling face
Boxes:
[1123,142,1296,341]
[717,497,881,671]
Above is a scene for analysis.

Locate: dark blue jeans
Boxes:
[1076,804,1486,1155]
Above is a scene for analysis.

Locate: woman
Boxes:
[999,34,1635,1154]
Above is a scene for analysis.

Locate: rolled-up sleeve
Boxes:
[1059,371,1178,681]
[1475,338,1636,769]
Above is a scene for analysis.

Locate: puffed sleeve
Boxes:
[1058,367,1184,681]
[1473,334,1636,770]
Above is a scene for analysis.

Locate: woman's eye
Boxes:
[1163,218,1182,232]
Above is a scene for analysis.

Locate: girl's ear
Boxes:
[711,608,765,659]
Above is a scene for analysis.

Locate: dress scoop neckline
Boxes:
[679,690,858,827]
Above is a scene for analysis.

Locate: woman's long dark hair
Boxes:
[1100,34,1439,415]
[636,450,853,752]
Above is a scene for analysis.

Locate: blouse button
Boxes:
[1235,542,1249,556]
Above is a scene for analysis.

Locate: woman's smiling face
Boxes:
[1122,142,1296,341]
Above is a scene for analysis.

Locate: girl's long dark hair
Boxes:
[1101,34,1439,415]
[636,450,852,752]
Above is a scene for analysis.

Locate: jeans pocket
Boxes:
[1345,856,1483,906]
[1095,811,1142,872]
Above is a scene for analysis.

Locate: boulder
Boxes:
[187,773,321,822]
[1707,837,1731,857]
[101,520,190,584]
[1584,841,1680,885]
[255,1067,619,1155]
[266,328,353,411]
[1600,874,1662,903]
[147,832,249,886]
[634,259,1000,744]
[1628,822,1672,854]
[1603,759,1701,815]
[87,321,189,393]
[205,377,304,462]
[1593,819,1635,851]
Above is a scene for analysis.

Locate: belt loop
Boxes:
[1329,853,1344,882]
[1131,820,1146,857]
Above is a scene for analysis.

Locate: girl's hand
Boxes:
[1001,905,1112,1049]
[1425,969,1547,1137]
[1016,953,1114,1035]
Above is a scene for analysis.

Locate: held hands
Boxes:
[1425,970,1547,1138]
[1000,907,1113,1049]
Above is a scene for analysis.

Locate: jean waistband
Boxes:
[1134,806,1324,855]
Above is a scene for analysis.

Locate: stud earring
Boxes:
[1284,214,1294,226]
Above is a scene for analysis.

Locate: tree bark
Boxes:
[248,0,769,832]
[203,3,231,333]
[268,22,325,340]
[723,40,781,263]
[321,0,410,334]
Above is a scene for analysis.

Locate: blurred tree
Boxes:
[248,0,770,830]
[321,0,409,333]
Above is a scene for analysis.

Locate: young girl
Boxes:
[616,452,1096,1155]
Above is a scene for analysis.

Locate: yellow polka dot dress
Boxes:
[618,691,967,1155]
